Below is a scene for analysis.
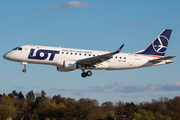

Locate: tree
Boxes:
[101,101,115,119]
[0,104,17,120]
[114,101,125,119]
[26,90,35,101]
[125,102,137,119]
[41,90,46,99]
[17,91,24,100]
[0,96,17,120]
[52,102,67,118]
[106,111,115,120]
[101,101,114,112]
[52,94,61,104]
[8,93,14,99]
[64,98,77,118]
[88,106,104,120]
[134,109,154,120]
[12,90,18,97]
[76,98,99,120]
[26,90,35,114]
[35,98,67,120]
[0,96,14,106]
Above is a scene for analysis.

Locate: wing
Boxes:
[149,56,176,64]
[77,44,124,66]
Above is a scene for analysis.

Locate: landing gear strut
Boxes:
[81,70,92,78]
[22,62,27,73]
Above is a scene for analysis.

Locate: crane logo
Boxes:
[152,35,169,54]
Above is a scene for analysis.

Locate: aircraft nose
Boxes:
[3,53,10,60]
[3,53,8,59]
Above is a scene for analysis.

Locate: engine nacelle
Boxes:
[63,60,77,69]
[56,60,82,72]
[57,67,70,72]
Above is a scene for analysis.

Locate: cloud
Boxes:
[14,86,28,89]
[32,1,89,12]
[149,93,180,98]
[33,86,39,89]
[87,82,161,93]
[126,23,148,26]
[160,82,180,91]
[50,82,180,95]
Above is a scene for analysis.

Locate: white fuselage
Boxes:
[3,45,171,72]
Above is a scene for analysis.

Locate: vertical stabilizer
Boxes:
[135,29,172,58]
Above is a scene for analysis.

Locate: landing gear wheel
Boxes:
[87,71,92,76]
[81,72,87,78]
[22,62,27,73]
[22,69,26,73]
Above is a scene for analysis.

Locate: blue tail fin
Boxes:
[135,29,172,57]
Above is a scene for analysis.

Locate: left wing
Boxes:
[77,44,124,66]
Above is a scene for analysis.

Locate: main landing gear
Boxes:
[81,70,92,78]
[22,62,27,73]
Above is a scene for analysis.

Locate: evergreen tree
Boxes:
[17,91,24,100]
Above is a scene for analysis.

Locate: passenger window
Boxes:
[120,57,122,59]
[115,56,117,59]
[89,54,91,56]
[79,53,81,55]
[62,52,64,54]
[75,53,77,55]
[71,53,73,55]
[93,55,95,57]
[66,52,68,54]
[84,54,86,56]
[124,57,126,59]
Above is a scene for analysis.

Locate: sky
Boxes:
[1,0,180,105]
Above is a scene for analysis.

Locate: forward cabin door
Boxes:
[129,54,134,65]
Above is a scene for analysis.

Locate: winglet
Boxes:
[115,44,124,53]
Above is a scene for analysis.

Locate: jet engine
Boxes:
[57,60,82,72]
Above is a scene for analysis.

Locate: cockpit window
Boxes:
[13,47,22,51]
[13,47,19,50]
[18,47,22,50]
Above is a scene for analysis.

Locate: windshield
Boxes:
[13,47,18,50]
[13,47,22,51]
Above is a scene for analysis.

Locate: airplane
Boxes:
[3,29,175,78]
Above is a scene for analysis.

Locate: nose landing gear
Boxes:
[81,70,92,78]
[22,62,27,73]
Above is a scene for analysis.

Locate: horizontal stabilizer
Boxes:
[149,56,176,63]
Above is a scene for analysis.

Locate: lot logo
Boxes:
[28,49,59,61]
[152,35,169,54]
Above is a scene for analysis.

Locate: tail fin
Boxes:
[135,29,172,58]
